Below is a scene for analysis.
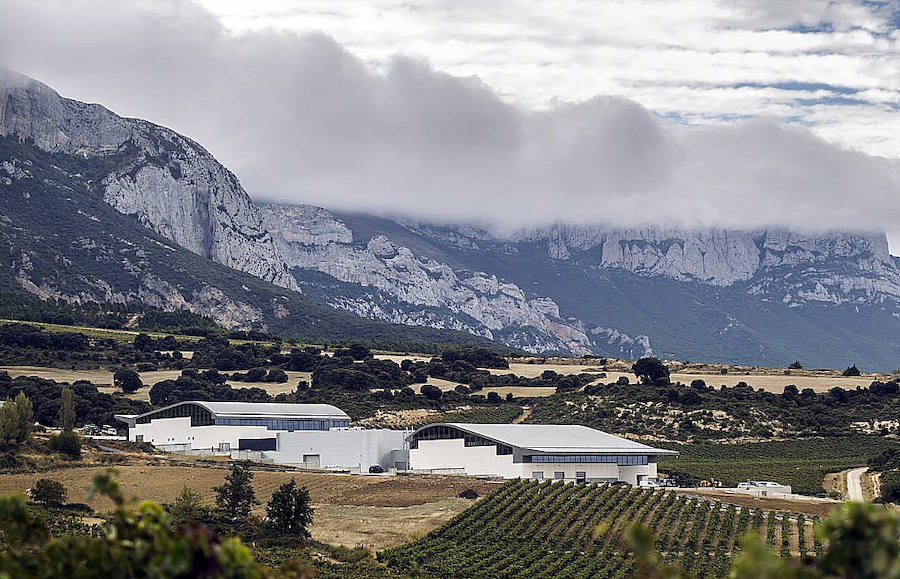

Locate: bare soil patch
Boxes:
[330,476,499,507]
[312,499,471,550]
[684,489,838,517]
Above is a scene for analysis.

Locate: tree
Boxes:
[0,399,18,445]
[843,364,861,377]
[168,486,207,524]
[631,357,670,385]
[114,368,143,394]
[788,360,803,370]
[58,387,75,431]
[215,462,258,520]
[13,392,33,444]
[133,333,154,352]
[265,479,314,537]
[31,479,66,508]
[48,430,81,459]
[420,384,443,401]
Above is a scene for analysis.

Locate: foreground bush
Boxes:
[0,470,312,578]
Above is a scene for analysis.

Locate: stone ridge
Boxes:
[261,203,613,356]
[0,70,295,290]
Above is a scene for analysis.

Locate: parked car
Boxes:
[368,465,385,474]
[81,424,101,436]
[101,425,118,436]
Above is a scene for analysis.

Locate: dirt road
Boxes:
[846,467,867,501]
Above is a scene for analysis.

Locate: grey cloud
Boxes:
[1,0,899,241]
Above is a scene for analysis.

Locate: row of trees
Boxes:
[168,462,314,539]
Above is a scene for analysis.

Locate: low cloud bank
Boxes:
[1,0,898,240]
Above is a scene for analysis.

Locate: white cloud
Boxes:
[1,0,900,246]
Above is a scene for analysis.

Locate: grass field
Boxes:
[1,366,310,401]
[486,363,877,393]
[0,462,498,550]
[0,318,283,346]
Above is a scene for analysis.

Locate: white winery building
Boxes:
[115,401,407,472]
[408,423,677,484]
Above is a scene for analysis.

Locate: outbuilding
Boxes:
[408,423,677,484]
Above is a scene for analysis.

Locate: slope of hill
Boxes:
[0,135,510,349]
[263,204,900,369]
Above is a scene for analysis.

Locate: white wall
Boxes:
[266,429,407,472]
[129,417,271,450]
[410,439,657,483]
[410,439,522,478]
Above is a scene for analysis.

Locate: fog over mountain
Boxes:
[1,0,899,245]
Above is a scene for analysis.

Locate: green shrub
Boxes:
[48,430,81,459]
[31,479,66,508]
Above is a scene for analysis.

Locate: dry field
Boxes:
[666,371,875,393]
[487,362,607,378]
[1,366,310,401]
[480,385,558,398]
[0,463,497,549]
[684,488,838,517]
[373,354,433,364]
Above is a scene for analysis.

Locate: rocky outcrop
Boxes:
[261,203,594,354]
[0,69,295,289]
[416,222,900,307]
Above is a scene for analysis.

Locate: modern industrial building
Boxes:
[116,402,675,483]
[115,401,407,473]
[408,423,677,484]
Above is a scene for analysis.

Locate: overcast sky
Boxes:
[1,0,900,245]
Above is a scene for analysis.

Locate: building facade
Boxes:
[116,401,408,472]
[408,423,677,484]
[116,401,352,452]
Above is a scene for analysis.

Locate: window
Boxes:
[410,425,511,454]
[136,403,213,426]
[576,471,587,483]
[554,472,565,480]
[532,471,544,479]
[213,418,346,431]
[524,455,649,465]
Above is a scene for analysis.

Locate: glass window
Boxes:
[554,472,565,480]
[525,454,649,465]
[532,471,544,479]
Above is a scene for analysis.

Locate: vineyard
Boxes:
[380,480,822,578]
[658,435,900,495]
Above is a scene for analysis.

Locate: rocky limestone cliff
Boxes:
[260,203,600,355]
[408,222,900,307]
[0,69,295,290]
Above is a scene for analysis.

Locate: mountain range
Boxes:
[3,70,900,369]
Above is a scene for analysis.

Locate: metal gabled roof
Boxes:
[414,423,678,456]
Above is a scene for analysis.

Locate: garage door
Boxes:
[303,454,320,468]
